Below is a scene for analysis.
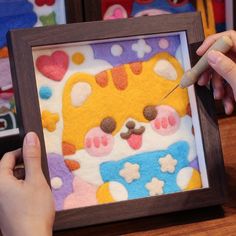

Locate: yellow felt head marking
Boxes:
[62,52,189,150]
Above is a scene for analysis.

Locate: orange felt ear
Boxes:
[0,47,8,58]
[64,159,80,171]
[129,62,142,75]
[62,141,76,156]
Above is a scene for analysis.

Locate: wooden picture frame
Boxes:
[7,12,226,231]
[0,0,83,156]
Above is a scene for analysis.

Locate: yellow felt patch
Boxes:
[96,183,115,204]
[41,110,59,132]
[62,52,189,150]
[185,169,202,190]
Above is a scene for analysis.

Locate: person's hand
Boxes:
[196,30,236,115]
[0,132,55,236]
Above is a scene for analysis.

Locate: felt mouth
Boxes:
[127,133,143,150]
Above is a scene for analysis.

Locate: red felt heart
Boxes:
[35,0,55,7]
[36,51,69,81]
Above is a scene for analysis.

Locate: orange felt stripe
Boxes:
[95,71,108,87]
[129,62,142,75]
[62,141,76,156]
[64,159,80,171]
[111,65,128,90]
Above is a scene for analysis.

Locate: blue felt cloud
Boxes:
[100,141,190,199]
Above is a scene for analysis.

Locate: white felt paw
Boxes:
[84,127,114,157]
[151,105,180,135]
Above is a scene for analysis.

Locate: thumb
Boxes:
[23,132,42,181]
[207,50,236,100]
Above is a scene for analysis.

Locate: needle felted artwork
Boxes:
[0,0,66,134]
[33,33,205,211]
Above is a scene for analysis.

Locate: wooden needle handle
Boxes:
[180,35,233,88]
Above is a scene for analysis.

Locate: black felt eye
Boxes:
[143,105,157,121]
[100,117,116,134]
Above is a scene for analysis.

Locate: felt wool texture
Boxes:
[103,4,128,20]
[145,177,164,196]
[39,11,57,25]
[0,12,37,48]
[63,176,97,209]
[36,50,69,81]
[91,36,180,67]
[102,0,134,17]
[96,181,128,204]
[35,0,55,7]
[64,159,80,171]
[131,0,195,17]
[62,52,188,151]
[176,167,202,191]
[33,35,204,209]
[41,110,59,132]
[47,153,74,211]
[34,44,112,157]
[39,86,52,100]
[68,115,197,187]
[0,0,35,18]
[151,105,180,136]
[100,141,200,199]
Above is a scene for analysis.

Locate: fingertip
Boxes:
[196,46,203,56]
[24,132,39,147]
[224,100,234,115]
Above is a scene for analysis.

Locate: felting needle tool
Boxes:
[160,35,233,102]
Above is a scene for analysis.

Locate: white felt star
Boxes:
[131,39,152,58]
[119,162,140,183]
[145,177,164,196]
[159,154,177,173]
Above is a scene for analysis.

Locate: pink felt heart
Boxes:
[36,51,69,81]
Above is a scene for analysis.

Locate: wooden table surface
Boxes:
[55,116,236,236]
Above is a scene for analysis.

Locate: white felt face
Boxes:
[32,33,206,211]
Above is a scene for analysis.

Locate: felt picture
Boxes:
[32,32,208,211]
[0,0,67,138]
[8,13,226,230]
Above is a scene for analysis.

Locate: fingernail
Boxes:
[25,132,37,146]
[196,47,201,54]
[207,50,219,65]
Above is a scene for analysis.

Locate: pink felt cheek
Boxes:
[84,127,114,157]
[151,105,180,135]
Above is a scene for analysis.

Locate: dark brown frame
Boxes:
[7,12,226,231]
